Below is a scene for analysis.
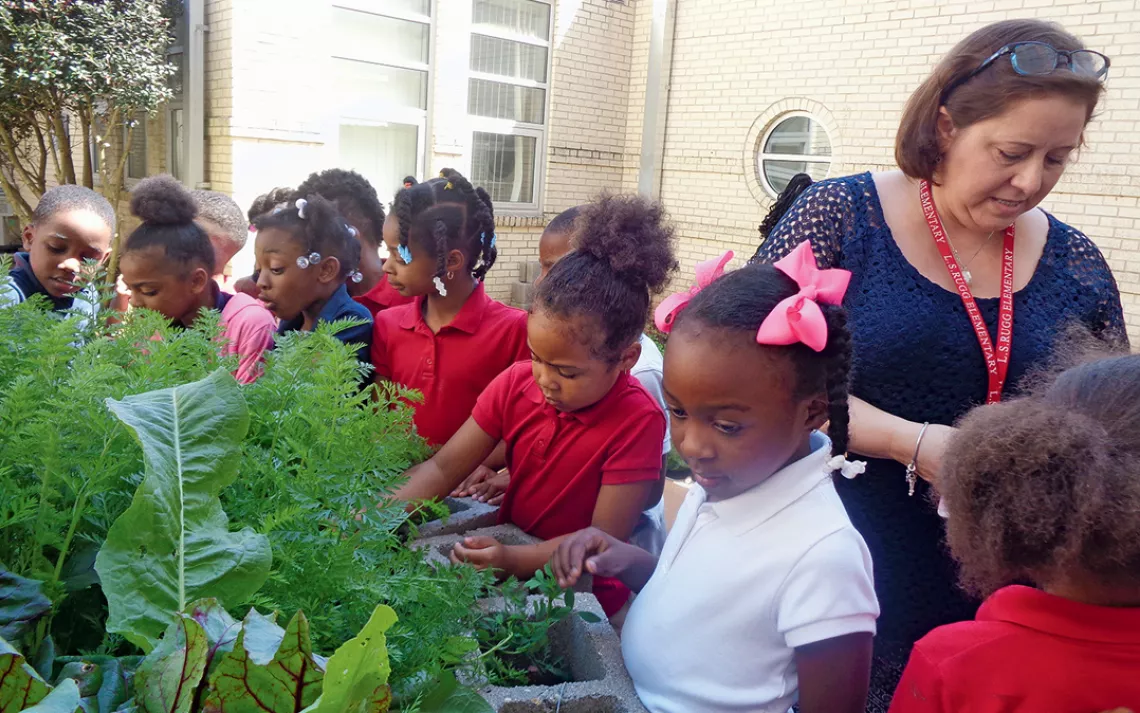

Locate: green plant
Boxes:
[474,565,601,688]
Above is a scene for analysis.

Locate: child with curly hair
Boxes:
[372,168,527,447]
[890,353,1140,712]
[394,194,676,617]
[294,168,412,315]
[120,176,277,383]
[253,194,373,363]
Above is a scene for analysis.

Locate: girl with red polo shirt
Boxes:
[890,353,1140,713]
[394,194,675,615]
[371,169,527,447]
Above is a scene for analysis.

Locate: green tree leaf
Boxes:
[200,610,324,713]
[0,636,49,713]
[314,606,397,713]
[0,570,51,644]
[19,678,80,713]
[94,370,271,652]
[132,616,207,713]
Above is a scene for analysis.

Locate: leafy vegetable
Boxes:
[0,570,51,645]
[0,635,49,712]
[414,672,493,713]
[53,655,140,713]
[19,678,80,713]
[131,615,208,713]
[95,370,271,652]
[200,609,324,713]
[313,605,396,713]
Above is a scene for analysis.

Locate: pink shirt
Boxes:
[219,292,277,383]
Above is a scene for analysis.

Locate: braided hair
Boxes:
[390,168,497,281]
[758,173,813,241]
[252,194,361,279]
[674,263,852,457]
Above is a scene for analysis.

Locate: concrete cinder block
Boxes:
[510,281,535,309]
[414,497,501,539]
[517,261,542,284]
[475,593,648,713]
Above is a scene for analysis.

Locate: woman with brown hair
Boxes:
[750,18,1127,689]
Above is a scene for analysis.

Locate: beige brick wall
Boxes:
[651,0,1140,339]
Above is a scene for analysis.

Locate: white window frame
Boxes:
[756,111,833,198]
[331,1,432,184]
[123,112,149,185]
[468,0,552,215]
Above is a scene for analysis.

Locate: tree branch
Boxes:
[0,165,34,226]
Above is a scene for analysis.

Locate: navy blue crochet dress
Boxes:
[751,173,1127,689]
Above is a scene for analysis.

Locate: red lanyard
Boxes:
[919,180,1015,404]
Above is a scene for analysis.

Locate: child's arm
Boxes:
[551,527,658,593]
[795,633,873,713]
[393,417,497,504]
[451,479,656,580]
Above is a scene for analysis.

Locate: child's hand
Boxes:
[451,465,508,505]
[551,527,629,589]
[451,535,511,573]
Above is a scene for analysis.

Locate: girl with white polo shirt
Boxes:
[553,243,880,713]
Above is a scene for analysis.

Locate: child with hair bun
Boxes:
[890,353,1140,712]
[253,194,373,363]
[372,168,527,447]
[119,176,277,383]
[394,194,675,617]
[553,242,879,713]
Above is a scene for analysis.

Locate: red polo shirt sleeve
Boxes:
[889,648,945,713]
[472,364,516,442]
[370,309,397,380]
[600,395,665,485]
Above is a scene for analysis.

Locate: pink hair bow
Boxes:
[654,251,734,333]
[755,241,851,352]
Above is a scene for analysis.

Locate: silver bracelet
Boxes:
[904,422,931,497]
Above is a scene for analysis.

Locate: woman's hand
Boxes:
[911,424,954,486]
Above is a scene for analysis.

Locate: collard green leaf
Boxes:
[19,678,80,713]
[30,638,53,682]
[0,636,49,713]
[94,370,271,652]
[132,616,208,713]
[54,656,140,713]
[314,605,397,713]
[0,570,51,644]
[201,610,324,713]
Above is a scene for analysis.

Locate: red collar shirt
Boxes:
[472,362,666,541]
[371,283,528,447]
[890,585,1140,713]
[353,273,414,316]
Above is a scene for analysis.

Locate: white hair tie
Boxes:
[296,198,308,219]
[826,455,867,480]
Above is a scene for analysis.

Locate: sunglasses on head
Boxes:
[943,41,1110,101]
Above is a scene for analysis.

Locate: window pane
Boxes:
[333,8,429,66]
[468,78,544,123]
[763,116,832,157]
[336,0,430,16]
[126,114,147,180]
[170,109,185,182]
[340,124,419,201]
[473,0,550,41]
[336,58,427,115]
[762,160,830,194]
[471,35,547,83]
[167,51,184,96]
[472,131,537,204]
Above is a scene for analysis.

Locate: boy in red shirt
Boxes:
[890,354,1140,713]
[394,194,676,616]
[372,169,526,447]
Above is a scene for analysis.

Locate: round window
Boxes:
[757,114,833,197]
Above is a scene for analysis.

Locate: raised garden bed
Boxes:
[475,594,647,713]
[415,496,501,538]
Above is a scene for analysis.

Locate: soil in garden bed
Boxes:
[499,652,573,687]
